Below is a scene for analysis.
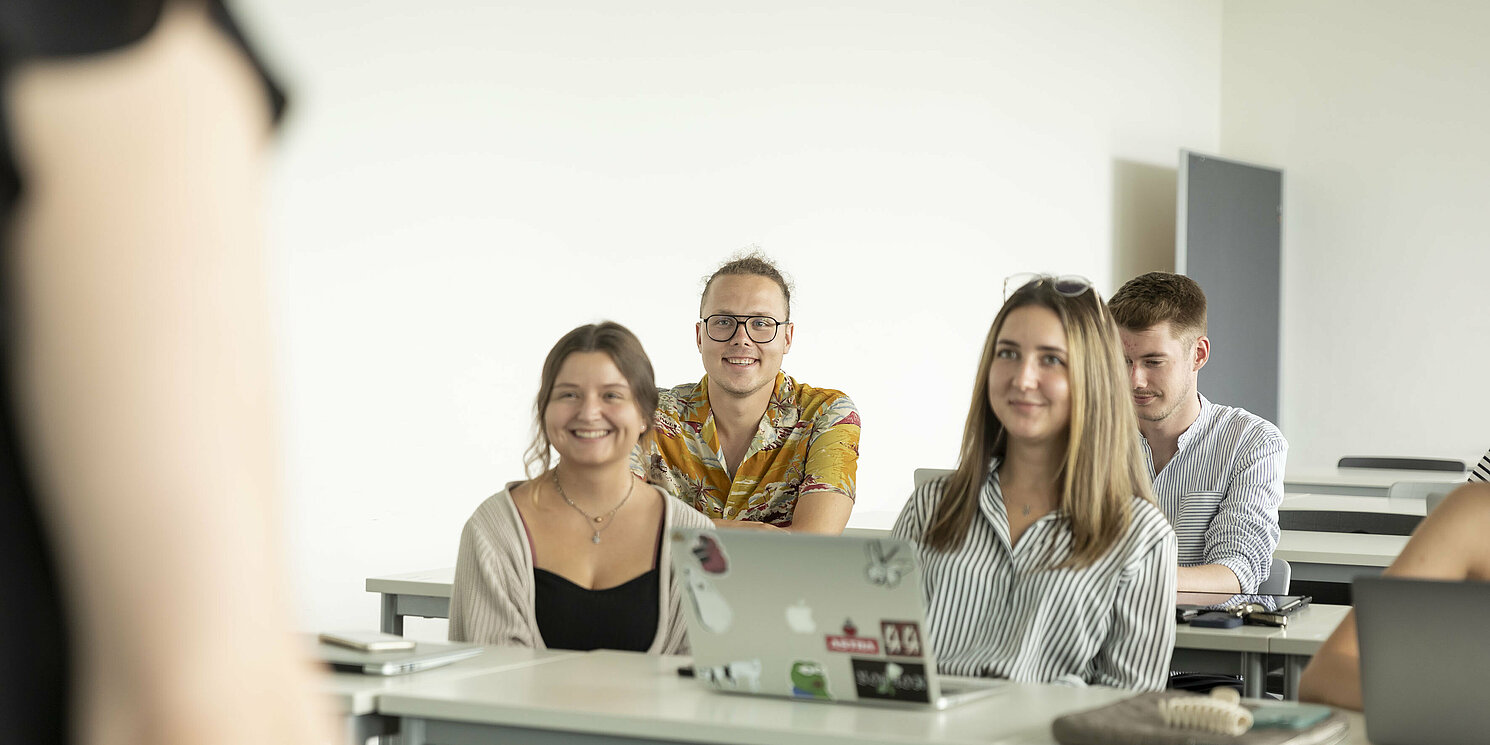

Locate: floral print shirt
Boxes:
[634,372,860,526]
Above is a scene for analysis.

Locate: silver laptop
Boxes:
[1355,576,1490,745]
[670,529,1005,710]
[318,640,482,676]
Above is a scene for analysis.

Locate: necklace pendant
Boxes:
[1022,504,1031,516]
[591,533,602,544]
[593,516,604,523]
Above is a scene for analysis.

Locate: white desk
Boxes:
[366,531,1402,634]
[1275,530,1408,583]
[1282,493,1425,516]
[1285,466,1464,497]
[323,645,573,745]
[1279,493,1426,536]
[1170,621,1275,698]
[368,568,455,634]
[378,649,1370,745]
[1169,602,1349,701]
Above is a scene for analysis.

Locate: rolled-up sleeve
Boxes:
[801,395,861,501]
[1204,429,1287,592]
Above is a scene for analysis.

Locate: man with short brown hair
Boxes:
[1109,271,1286,594]
[634,251,859,534]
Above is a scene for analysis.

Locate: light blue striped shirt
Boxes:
[1140,394,1287,593]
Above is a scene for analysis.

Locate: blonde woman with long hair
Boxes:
[891,274,1177,690]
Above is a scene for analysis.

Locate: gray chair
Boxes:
[1256,556,1291,595]
[1277,509,1421,536]
[912,467,954,490]
[1337,456,1465,473]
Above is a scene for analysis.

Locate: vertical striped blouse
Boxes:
[891,461,1177,691]
[1470,449,1489,483]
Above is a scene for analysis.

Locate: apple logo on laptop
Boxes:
[785,599,817,634]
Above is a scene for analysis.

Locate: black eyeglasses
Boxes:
[700,314,787,343]
[1002,273,1095,301]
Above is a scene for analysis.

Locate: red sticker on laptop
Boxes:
[881,621,925,657]
[825,635,880,654]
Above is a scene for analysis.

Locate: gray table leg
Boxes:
[1242,652,1264,698]
[1284,654,1303,700]
[381,593,404,635]
[400,717,426,745]
[347,713,397,745]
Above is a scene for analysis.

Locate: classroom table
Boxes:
[1170,602,1350,700]
[1270,604,1354,700]
[1284,465,1464,497]
[1279,493,1426,535]
[1273,531,1407,584]
[322,645,574,745]
[368,568,455,635]
[376,649,1371,745]
[366,528,1400,634]
[1170,620,1276,698]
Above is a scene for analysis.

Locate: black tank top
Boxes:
[0,4,284,742]
[532,528,664,652]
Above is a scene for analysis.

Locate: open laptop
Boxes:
[1355,576,1490,745]
[670,528,1005,710]
[318,640,482,676]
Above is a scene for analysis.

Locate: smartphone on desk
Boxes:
[318,631,417,652]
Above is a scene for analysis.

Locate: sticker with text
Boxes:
[826,635,880,654]
[881,621,924,658]
[851,658,931,703]
[826,618,879,654]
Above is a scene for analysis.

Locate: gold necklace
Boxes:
[552,470,635,544]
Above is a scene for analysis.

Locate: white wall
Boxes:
[234,1,1222,632]
[1221,1,1490,470]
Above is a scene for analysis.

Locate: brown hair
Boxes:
[699,248,794,320]
[922,278,1154,568]
[1108,271,1208,343]
[523,322,658,477]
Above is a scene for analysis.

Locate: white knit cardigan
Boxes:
[447,483,713,654]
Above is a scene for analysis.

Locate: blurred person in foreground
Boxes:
[1,2,330,743]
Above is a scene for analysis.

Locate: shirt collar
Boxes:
[687,371,794,428]
[1175,392,1214,450]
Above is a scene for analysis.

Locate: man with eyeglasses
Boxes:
[633,252,859,533]
[1109,272,1287,594]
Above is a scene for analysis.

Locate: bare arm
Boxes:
[1299,484,1490,710]
[784,491,854,534]
[8,6,329,744]
[1176,563,1242,594]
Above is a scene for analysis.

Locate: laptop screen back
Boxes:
[670,529,951,706]
[1355,576,1490,745]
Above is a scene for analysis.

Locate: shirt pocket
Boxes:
[1174,491,1224,565]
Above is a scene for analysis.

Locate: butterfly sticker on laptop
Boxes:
[864,540,914,589]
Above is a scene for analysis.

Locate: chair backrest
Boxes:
[1256,556,1291,595]
[1388,480,1459,502]
[1277,509,1422,536]
[1337,456,1466,473]
[912,468,954,491]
